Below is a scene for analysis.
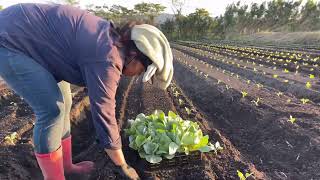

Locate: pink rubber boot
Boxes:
[35,146,65,180]
[61,136,95,174]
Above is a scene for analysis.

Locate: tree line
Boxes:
[161,0,320,40]
[86,3,166,26]
[1,0,320,41]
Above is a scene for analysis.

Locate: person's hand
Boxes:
[117,163,140,180]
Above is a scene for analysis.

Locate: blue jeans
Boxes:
[0,48,72,153]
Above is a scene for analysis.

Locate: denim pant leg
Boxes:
[57,81,72,139]
[0,48,65,153]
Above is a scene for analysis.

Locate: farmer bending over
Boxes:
[0,3,173,180]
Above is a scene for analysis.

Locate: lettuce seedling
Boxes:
[125,110,222,163]
[241,91,248,98]
[251,97,261,106]
[237,170,253,180]
[174,91,180,97]
[300,98,310,104]
[185,107,192,115]
[4,132,18,145]
[276,92,283,97]
[288,115,296,124]
[306,82,312,89]
[178,99,184,105]
[309,74,315,79]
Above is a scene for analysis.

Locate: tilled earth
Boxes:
[0,43,320,180]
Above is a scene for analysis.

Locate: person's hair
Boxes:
[115,21,153,70]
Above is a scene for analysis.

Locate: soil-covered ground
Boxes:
[0,42,319,180]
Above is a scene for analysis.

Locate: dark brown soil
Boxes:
[1,42,319,180]
[172,48,320,180]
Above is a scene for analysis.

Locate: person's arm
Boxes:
[80,61,125,165]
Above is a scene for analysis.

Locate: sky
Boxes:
[0,0,313,17]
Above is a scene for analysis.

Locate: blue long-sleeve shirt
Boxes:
[0,3,124,149]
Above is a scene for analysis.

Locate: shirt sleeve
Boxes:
[80,61,122,150]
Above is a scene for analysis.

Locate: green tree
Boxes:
[171,0,187,39]
[299,0,320,30]
[134,3,166,24]
[64,0,79,6]
[185,8,214,39]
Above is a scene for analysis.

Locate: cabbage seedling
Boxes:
[185,107,192,115]
[288,115,296,124]
[256,84,263,89]
[174,91,180,97]
[306,82,312,89]
[4,132,18,145]
[237,170,253,180]
[178,99,184,105]
[241,91,248,98]
[309,74,315,79]
[276,92,283,97]
[300,98,310,104]
[125,111,221,163]
[251,97,261,106]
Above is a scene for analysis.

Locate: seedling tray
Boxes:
[142,151,204,171]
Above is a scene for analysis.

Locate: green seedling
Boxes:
[185,107,192,115]
[306,82,312,89]
[300,98,310,104]
[173,91,180,97]
[286,99,292,103]
[251,97,261,106]
[178,99,184,105]
[309,74,315,79]
[276,92,283,97]
[212,142,223,155]
[125,110,221,163]
[273,74,278,78]
[241,91,248,98]
[256,84,263,89]
[288,115,296,124]
[4,132,18,145]
[237,170,253,180]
